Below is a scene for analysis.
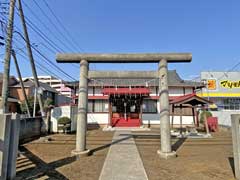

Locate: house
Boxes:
[22,76,73,105]
[10,78,58,106]
[0,73,19,112]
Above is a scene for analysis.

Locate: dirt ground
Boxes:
[16,130,114,180]
[134,128,235,180]
[16,128,235,180]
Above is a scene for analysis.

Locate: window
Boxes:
[88,100,108,113]
[223,98,240,110]
[88,100,93,112]
[143,99,157,113]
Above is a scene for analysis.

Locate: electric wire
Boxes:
[1,11,77,81]
[41,0,85,52]
[21,0,76,52]
[14,5,79,69]
[31,0,80,52]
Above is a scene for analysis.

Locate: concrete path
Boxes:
[99,130,148,180]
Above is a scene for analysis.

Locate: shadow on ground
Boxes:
[90,134,132,155]
[17,146,76,180]
[16,130,114,180]
[228,157,235,176]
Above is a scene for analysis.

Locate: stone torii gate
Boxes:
[56,53,192,159]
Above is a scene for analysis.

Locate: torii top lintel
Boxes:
[56,53,192,63]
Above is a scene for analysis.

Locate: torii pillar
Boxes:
[157,59,176,159]
[56,53,192,159]
[71,59,90,156]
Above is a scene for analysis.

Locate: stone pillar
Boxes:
[231,114,240,180]
[157,59,176,159]
[0,114,11,180]
[7,113,20,180]
[72,59,90,157]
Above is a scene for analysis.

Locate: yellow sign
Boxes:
[220,80,240,89]
[207,79,216,90]
[197,92,240,97]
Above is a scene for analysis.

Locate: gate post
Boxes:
[0,114,11,180]
[231,114,240,180]
[72,59,90,157]
[7,113,20,180]
[157,59,176,159]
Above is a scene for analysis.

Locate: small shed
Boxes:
[170,93,212,128]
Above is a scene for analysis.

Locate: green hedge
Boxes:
[200,110,212,123]
[58,116,71,124]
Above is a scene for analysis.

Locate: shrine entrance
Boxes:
[110,94,141,127]
[102,87,150,127]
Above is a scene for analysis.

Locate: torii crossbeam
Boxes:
[56,53,192,159]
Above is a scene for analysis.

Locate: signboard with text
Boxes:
[201,72,240,96]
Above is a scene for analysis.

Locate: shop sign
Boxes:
[220,80,240,89]
[207,79,216,90]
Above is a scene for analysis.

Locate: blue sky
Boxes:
[0,0,239,81]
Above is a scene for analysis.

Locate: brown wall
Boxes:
[10,87,30,102]
[0,99,18,113]
[8,102,18,113]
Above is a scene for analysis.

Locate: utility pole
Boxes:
[0,0,16,114]
[17,0,44,116]
[33,87,37,117]
[11,50,31,117]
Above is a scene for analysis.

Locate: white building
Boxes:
[51,70,209,132]
[199,71,240,126]
[200,71,240,110]
[22,76,73,97]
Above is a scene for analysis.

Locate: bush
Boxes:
[58,117,71,133]
[58,116,71,125]
[200,110,212,123]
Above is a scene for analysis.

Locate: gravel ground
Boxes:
[16,129,114,180]
[16,128,235,180]
[134,129,235,180]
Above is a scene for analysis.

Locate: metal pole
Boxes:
[72,59,90,157]
[17,0,44,116]
[0,0,16,114]
[33,87,36,117]
[157,59,176,159]
[11,50,31,117]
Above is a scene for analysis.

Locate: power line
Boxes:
[21,0,76,52]
[2,3,79,81]
[215,60,240,81]
[0,13,75,81]
[14,4,65,53]
[36,41,79,70]
[14,33,77,81]
[41,0,85,52]
[31,0,81,52]
[14,7,80,69]
[16,48,63,80]
[11,27,77,81]
[31,45,77,81]
[14,9,65,52]
[1,2,62,79]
